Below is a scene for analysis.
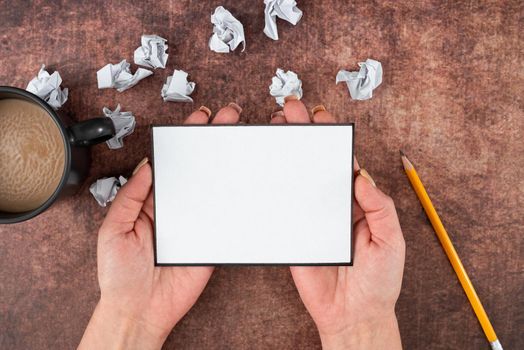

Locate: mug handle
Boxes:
[68,118,115,147]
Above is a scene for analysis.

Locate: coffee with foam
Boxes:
[0,99,65,213]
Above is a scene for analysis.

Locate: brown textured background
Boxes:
[1,0,523,349]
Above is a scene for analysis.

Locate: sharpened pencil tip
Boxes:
[400,150,414,170]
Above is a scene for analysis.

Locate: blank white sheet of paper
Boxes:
[152,124,354,265]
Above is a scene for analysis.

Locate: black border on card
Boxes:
[151,123,355,267]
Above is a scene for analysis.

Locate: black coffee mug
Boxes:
[0,86,115,224]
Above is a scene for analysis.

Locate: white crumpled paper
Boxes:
[89,176,127,207]
[103,105,135,150]
[263,0,303,40]
[336,59,383,100]
[26,65,68,110]
[134,34,168,69]
[161,70,195,102]
[269,68,303,106]
[97,60,153,92]
[209,6,246,53]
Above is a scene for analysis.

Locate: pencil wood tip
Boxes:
[400,150,414,170]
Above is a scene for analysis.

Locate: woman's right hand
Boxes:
[271,97,406,350]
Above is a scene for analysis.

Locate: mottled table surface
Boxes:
[1,1,523,349]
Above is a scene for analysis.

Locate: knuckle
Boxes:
[383,195,396,212]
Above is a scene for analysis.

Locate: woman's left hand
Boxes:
[79,103,242,350]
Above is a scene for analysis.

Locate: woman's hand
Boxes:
[272,97,406,350]
[79,103,242,350]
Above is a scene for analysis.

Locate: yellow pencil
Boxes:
[400,150,502,350]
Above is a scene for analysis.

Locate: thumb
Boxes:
[100,159,152,237]
[354,169,403,248]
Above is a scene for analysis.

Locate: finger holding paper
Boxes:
[273,100,336,124]
[282,95,309,123]
[311,104,336,123]
[185,106,212,124]
[212,102,242,124]
[270,110,287,124]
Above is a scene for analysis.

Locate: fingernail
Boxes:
[271,110,285,119]
[311,105,326,115]
[228,102,242,114]
[198,106,212,118]
[354,156,360,170]
[284,95,299,103]
[357,168,376,187]
[132,157,149,175]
